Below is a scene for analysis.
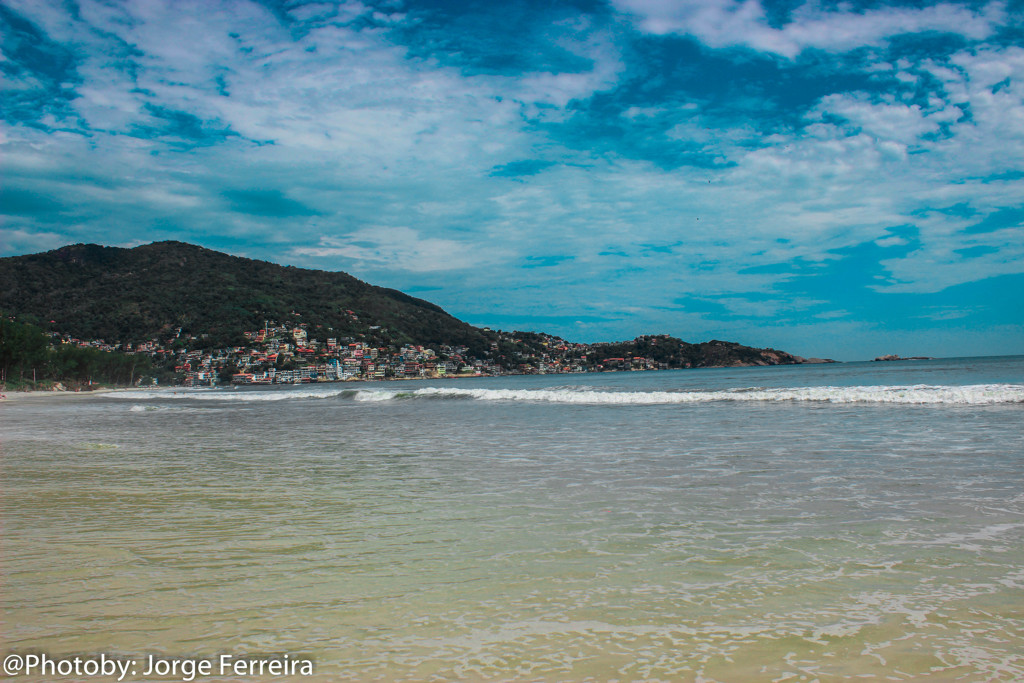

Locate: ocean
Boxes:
[2,356,1023,681]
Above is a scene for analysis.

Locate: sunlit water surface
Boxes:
[3,357,1023,681]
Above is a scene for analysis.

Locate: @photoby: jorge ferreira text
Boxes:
[3,653,315,680]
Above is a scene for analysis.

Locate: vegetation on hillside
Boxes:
[586,336,799,368]
[0,241,499,356]
[0,241,813,385]
[0,317,164,390]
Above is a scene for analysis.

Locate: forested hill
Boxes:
[0,241,823,372]
[0,241,496,354]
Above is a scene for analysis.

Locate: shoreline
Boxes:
[0,386,128,402]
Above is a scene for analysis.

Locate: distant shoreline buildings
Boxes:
[56,321,671,387]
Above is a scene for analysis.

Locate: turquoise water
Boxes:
[2,357,1023,681]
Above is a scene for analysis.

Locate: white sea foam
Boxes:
[895,522,1024,552]
[114,383,1024,405]
[350,383,1024,405]
[116,387,358,401]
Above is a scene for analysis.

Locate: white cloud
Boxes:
[0,228,67,254]
[290,227,511,273]
[2,0,1022,354]
[877,238,1024,294]
[610,0,1004,58]
[875,236,907,248]
[813,94,943,145]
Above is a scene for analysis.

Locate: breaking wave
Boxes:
[115,383,1024,405]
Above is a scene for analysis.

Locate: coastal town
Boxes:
[3,243,819,391]
[57,321,674,387]
[6,304,811,392]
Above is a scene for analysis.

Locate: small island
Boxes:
[872,354,934,361]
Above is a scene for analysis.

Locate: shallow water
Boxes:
[3,357,1023,681]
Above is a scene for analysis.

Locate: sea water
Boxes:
[2,356,1023,681]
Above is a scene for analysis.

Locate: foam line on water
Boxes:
[360,384,1024,405]
[113,387,360,401]
[114,383,1024,404]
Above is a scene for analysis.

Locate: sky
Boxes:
[2,0,1023,360]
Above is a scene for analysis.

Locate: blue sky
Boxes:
[2,0,1023,360]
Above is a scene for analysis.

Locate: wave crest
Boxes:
[353,384,1024,405]
[112,384,1024,405]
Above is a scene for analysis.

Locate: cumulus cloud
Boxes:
[0,227,67,254]
[290,227,512,273]
[1,0,1022,355]
[610,0,1004,58]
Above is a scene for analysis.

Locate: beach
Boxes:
[2,356,1023,681]
[1,387,122,401]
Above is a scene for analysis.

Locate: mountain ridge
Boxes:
[0,240,490,350]
[0,241,826,374]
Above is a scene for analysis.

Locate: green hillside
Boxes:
[1,241,822,383]
[0,241,496,355]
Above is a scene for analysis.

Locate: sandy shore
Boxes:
[0,386,138,402]
[0,373,491,403]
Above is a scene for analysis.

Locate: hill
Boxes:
[0,241,497,355]
[0,241,822,381]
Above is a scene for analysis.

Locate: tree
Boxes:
[218,361,244,384]
[0,318,49,386]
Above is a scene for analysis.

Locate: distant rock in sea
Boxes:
[872,354,934,361]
